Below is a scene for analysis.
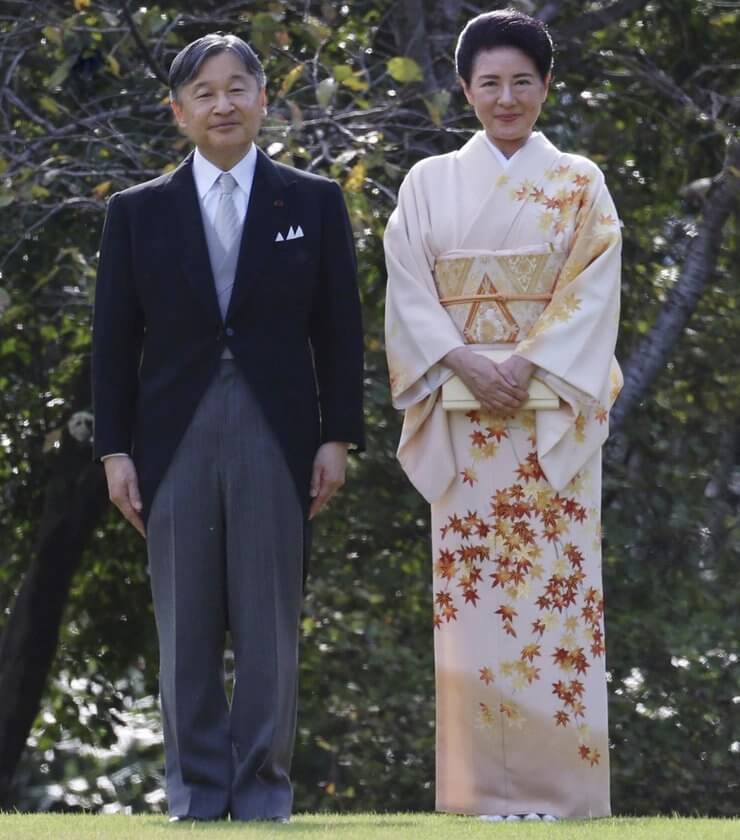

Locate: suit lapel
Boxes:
[226,147,295,320]
[170,153,222,324]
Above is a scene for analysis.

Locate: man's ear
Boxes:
[170,96,185,128]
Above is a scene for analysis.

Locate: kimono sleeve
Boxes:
[514,167,623,490]
[384,165,465,410]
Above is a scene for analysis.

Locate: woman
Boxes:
[384,10,622,821]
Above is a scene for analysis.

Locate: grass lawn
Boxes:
[0,813,737,840]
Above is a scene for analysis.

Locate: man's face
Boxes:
[170,50,266,170]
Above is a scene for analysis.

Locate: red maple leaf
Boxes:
[532,619,546,637]
[513,521,536,544]
[544,527,560,543]
[463,588,480,606]
[563,499,579,518]
[448,514,463,533]
[435,591,453,607]
[571,648,590,675]
[470,430,488,448]
[552,647,571,667]
[554,710,570,727]
[579,745,591,761]
[479,666,494,685]
[581,605,595,624]
[466,410,481,424]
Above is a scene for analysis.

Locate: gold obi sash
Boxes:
[433,248,563,345]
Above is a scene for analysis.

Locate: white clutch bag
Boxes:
[442,349,560,411]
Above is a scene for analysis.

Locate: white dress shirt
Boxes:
[192,143,257,227]
[102,144,258,463]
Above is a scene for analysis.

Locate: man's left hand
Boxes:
[309,442,349,519]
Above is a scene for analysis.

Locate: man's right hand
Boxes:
[443,347,529,414]
[103,455,146,538]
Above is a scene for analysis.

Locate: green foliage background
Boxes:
[0,0,737,817]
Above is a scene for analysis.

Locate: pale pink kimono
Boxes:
[384,131,622,818]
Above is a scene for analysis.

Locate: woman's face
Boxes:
[461,46,550,157]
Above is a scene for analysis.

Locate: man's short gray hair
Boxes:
[169,33,266,100]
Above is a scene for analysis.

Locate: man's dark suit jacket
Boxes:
[92,148,365,523]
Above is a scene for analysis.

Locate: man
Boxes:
[92,33,364,822]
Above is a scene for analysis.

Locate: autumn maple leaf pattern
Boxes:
[433,409,606,767]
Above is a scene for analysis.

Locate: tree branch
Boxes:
[610,136,740,435]
[550,0,650,37]
[120,0,170,88]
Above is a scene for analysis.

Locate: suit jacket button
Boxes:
[225,327,235,337]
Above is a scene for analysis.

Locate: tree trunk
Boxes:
[0,429,108,805]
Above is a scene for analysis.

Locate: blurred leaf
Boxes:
[387,57,422,84]
[344,161,366,193]
[46,56,76,89]
[279,63,304,97]
[316,77,337,109]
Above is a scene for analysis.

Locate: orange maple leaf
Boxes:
[569,679,585,697]
[479,666,494,685]
[521,643,541,662]
[509,484,525,500]
[532,619,546,636]
[461,468,478,486]
[554,710,570,727]
[486,422,508,442]
[495,604,518,623]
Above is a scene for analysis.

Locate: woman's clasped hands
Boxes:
[444,347,535,415]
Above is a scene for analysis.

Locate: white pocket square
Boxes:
[275,225,304,242]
